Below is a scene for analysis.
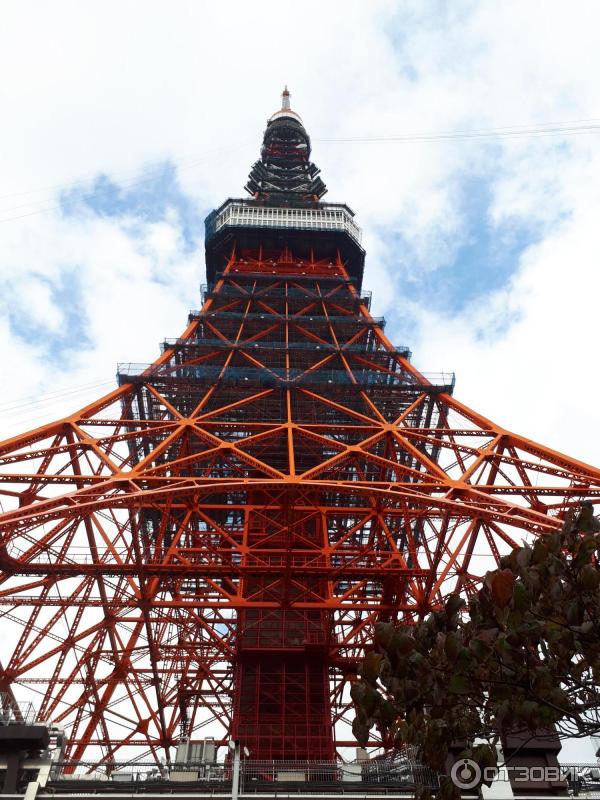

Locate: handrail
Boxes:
[207,200,363,245]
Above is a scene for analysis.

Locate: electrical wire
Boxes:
[0,380,115,416]
[0,144,223,203]
[0,139,253,205]
[0,140,253,223]
[2,116,599,223]
[315,118,600,144]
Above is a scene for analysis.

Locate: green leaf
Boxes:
[566,599,583,626]
[362,687,382,715]
[532,538,548,565]
[438,773,462,800]
[350,682,366,705]
[445,594,466,617]
[352,716,370,746]
[520,700,541,727]
[444,632,462,661]
[448,674,469,694]
[516,547,532,569]
[578,563,600,591]
[575,502,596,532]
[547,532,561,554]
[379,699,397,724]
[375,621,395,648]
[390,632,416,655]
[360,651,383,683]
[513,581,530,611]
[472,743,498,785]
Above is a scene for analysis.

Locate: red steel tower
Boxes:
[1,89,600,764]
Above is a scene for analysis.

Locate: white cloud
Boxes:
[0,207,198,437]
[1,0,600,462]
[414,214,598,457]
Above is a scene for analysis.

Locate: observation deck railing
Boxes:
[200,284,373,309]
[117,363,455,391]
[189,310,386,326]
[216,271,360,286]
[0,692,37,725]
[206,200,362,245]
[161,338,411,358]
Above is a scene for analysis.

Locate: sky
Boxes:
[1,0,600,761]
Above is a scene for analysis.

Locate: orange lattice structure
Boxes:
[0,89,599,764]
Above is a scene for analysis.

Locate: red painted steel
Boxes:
[1,95,600,764]
[1,246,599,763]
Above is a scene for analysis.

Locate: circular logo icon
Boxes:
[451,758,481,790]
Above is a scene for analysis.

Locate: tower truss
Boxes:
[0,90,599,765]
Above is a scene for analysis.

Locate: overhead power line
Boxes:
[0,379,114,415]
[1,117,599,224]
[0,140,253,223]
[315,118,600,144]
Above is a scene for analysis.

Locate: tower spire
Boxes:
[245,87,326,203]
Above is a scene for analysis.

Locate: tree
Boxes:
[352,503,600,797]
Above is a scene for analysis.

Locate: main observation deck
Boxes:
[204,199,366,289]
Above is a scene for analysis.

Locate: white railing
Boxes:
[211,201,362,244]
[0,692,37,725]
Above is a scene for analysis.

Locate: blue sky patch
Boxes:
[390,176,539,309]
[60,162,203,252]
[379,174,541,347]
[5,269,92,363]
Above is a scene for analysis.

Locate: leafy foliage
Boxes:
[352,504,600,796]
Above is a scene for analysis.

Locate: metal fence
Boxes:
[117,362,452,390]
[239,757,438,791]
[46,758,600,797]
[48,755,438,791]
[0,692,37,725]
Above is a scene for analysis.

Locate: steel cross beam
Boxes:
[0,247,598,763]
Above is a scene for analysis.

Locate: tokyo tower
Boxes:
[0,87,599,765]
